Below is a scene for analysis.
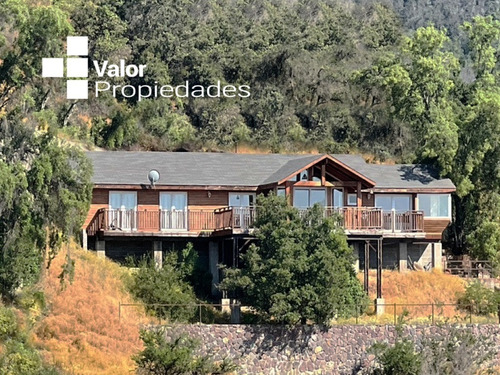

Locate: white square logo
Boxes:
[67,36,88,56]
[42,58,64,77]
[67,58,88,78]
[67,80,88,99]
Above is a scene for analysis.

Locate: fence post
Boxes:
[431,303,434,325]
[469,305,472,324]
[394,303,397,324]
[356,305,359,325]
[199,304,202,324]
[498,304,500,325]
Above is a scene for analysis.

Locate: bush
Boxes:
[129,255,197,323]
[456,281,500,316]
[369,338,422,375]
[0,306,19,340]
[133,328,237,375]
[0,341,59,375]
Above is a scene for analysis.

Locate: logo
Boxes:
[42,36,89,99]
[42,36,251,101]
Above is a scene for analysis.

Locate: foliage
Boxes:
[221,194,367,325]
[369,338,422,375]
[0,117,92,299]
[134,328,236,375]
[129,255,197,322]
[364,325,495,375]
[0,305,19,340]
[456,280,500,316]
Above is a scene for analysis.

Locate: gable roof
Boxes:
[86,151,455,191]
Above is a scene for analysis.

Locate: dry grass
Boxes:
[350,269,468,323]
[34,242,145,375]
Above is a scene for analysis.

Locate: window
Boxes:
[229,193,255,207]
[277,188,286,197]
[418,194,450,218]
[347,193,357,206]
[293,188,326,208]
[375,194,411,212]
[333,188,344,208]
[109,191,137,230]
[160,192,187,210]
[109,191,137,210]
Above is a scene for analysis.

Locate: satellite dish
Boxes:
[148,169,160,186]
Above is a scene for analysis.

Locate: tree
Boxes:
[221,194,367,325]
[0,115,92,299]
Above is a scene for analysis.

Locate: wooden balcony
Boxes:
[87,207,424,238]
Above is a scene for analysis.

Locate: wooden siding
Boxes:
[138,190,159,205]
[188,190,228,206]
[362,192,375,207]
[91,189,108,204]
[424,218,451,240]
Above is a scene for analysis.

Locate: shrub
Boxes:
[133,328,237,375]
[0,306,19,340]
[369,338,422,375]
[130,255,197,322]
[456,281,500,316]
[0,340,59,375]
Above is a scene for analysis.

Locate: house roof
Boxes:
[86,151,456,191]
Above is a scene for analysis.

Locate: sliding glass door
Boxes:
[160,192,188,230]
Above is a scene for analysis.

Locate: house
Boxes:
[83,151,456,295]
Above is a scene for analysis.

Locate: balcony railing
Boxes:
[86,207,424,236]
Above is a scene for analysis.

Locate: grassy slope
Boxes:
[34,243,144,375]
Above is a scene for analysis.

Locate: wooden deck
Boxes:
[86,207,425,238]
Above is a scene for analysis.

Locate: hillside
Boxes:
[34,244,144,375]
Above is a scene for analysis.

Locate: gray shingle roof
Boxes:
[86,151,455,190]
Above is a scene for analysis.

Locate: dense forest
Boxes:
[1,0,500,261]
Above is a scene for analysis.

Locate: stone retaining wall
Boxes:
[163,324,500,374]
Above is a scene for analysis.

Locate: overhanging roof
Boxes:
[86,151,456,191]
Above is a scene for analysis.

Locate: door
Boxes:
[229,193,255,228]
[160,192,187,230]
[109,192,137,230]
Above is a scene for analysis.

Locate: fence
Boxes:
[118,302,500,325]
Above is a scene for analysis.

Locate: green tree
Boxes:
[0,116,92,299]
[221,194,366,325]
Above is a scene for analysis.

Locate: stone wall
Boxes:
[163,324,500,375]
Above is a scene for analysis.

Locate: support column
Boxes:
[81,229,88,251]
[375,238,385,316]
[95,239,105,258]
[153,241,162,269]
[352,242,360,273]
[432,242,443,270]
[364,241,369,292]
[399,242,408,272]
[209,241,220,296]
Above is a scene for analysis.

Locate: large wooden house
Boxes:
[83,152,455,294]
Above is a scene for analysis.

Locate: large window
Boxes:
[109,191,137,230]
[333,188,344,208]
[375,194,411,212]
[160,192,187,230]
[109,191,137,210]
[160,192,187,211]
[229,193,255,207]
[293,188,326,208]
[418,194,451,218]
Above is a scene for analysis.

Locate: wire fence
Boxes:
[118,302,500,326]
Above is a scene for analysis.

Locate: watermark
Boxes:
[42,36,251,100]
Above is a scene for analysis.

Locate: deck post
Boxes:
[353,242,360,273]
[95,239,105,258]
[432,242,443,270]
[364,241,369,292]
[399,242,408,272]
[81,229,88,251]
[209,241,220,296]
[377,239,382,299]
[153,241,162,269]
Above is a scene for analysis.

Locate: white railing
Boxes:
[160,209,188,230]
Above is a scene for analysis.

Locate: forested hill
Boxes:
[2,0,500,258]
